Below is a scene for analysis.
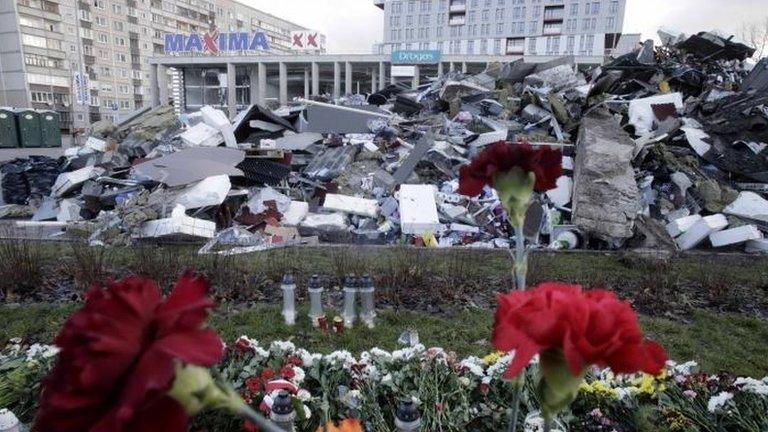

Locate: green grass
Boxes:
[3,303,767,377]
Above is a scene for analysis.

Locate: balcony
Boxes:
[449,1,466,12]
[543,6,565,21]
[448,16,466,26]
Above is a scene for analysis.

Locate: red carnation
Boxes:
[286,355,303,366]
[458,141,562,196]
[234,337,252,353]
[493,282,666,379]
[280,365,296,380]
[260,368,276,381]
[34,273,223,432]
[245,376,263,393]
[243,420,258,431]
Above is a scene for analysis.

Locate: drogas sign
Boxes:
[164,27,270,55]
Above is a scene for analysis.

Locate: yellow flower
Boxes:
[482,351,504,365]
[579,380,618,398]
[636,374,666,396]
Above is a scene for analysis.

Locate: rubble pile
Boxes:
[1,29,767,254]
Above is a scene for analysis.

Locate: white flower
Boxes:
[381,373,393,384]
[296,349,322,368]
[670,361,698,376]
[459,376,471,387]
[734,377,768,395]
[302,404,311,419]
[25,344,59,361]
[270,340,296,353]
[459,357,485,377]
[486,353,513,378]
[707,391,734,413]
[325,350,357,369]
[361,364,380,381]
[368,347,393,361]
[293,366,306,384]
[392,344,425,361]
[296,389,312,401]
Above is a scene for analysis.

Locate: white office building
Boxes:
[375,0,631,58]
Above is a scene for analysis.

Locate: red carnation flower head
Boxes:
[493,282,667,379]
[35,272,223,432]
[234,336,252,353]
[459,140,562,227]
[260,368,276,381]
[286,355,303,366]
[493,282,666,417]
[458,140,562,196]
[245,376,263,393]
[280,365,296,380]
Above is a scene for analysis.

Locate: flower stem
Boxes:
[507,388,521,432]
[238,404,286,432]
[543,417,552,432]
[513,223,527,291]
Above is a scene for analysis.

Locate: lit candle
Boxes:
[342,274,358,328]
[269,390,296,431]
[307,274,324,327]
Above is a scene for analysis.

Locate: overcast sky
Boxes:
[240,0,768,53]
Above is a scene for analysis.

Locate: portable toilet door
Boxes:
[15,108,42,148]
[39,110,62,148]
[0,107,19,148]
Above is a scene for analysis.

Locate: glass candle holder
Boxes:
[342,274,358,328]
[281,274,296,326]
[269,390,296,432]
[359,274,376,328]
[395,399,421,432]
[307,274,324,327]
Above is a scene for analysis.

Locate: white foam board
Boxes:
[322,194,378,218]
[399,184,442,235]
[675,214,728,250]
[709,225,763,248]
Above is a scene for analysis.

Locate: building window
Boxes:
[494,38,502,54]
[566,35,575,54]
[609,0,619,13]
[591,1,600,14]
[467,40,474,54]
[606,16,614,30]
[528,37,536,54]
[570,3,578,15]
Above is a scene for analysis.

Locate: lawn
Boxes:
[3,303,767,377]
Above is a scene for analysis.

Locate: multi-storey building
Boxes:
[375,0,628,58]
[0,0,319,132]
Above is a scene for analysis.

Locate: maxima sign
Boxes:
[164,28,270,55]
[391,50,442,65]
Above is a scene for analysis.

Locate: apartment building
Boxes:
[0,0,317,132]
[375,0,629,59]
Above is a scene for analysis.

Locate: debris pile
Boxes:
[1,29,767,254]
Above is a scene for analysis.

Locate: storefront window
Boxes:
[183,66,252,112]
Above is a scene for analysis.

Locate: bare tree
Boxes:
[740,18,768,59]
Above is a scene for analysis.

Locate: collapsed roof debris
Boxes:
[1,29,767,254]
